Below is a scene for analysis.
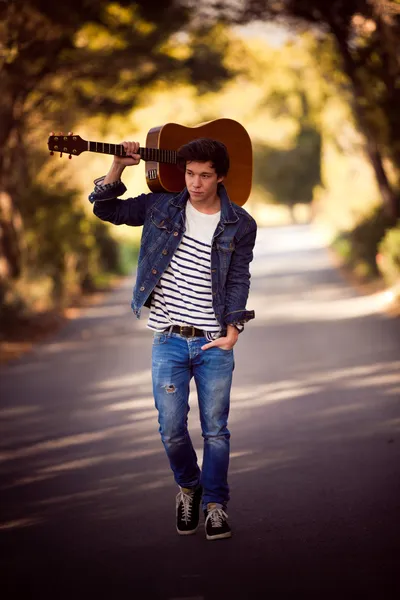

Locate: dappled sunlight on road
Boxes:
[40,448,160,475]
[229,359,400,437]
[384,387,400,396]
[250,224,395,323]
[300,361,400,382]
[254,224,328,254]
[0,423,137,462]
[230,360,400,408]
[92,369,152,391]
[251,287,394,323]
[251,247,332,276]
[0,517,43,530]
[232,383,324,407]
[0,222,399,597]
[0,438,265,530]
[343,372,400,388]
[229,450,298,477]
[0,405,41,418]
[1,330,398,531]
[103,398,154,412]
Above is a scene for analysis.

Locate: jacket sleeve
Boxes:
[223,220,257,326]
[88,176,155,226]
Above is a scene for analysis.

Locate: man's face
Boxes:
[184,161,223,205]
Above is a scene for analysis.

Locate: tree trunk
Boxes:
[329,19,399,221]
[288,204,297,224]
[0,69,31,282]
[0,190,25,283]
[0,191,23,280]
[369,0,400,77]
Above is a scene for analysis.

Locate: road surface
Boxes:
[1,224,399,599]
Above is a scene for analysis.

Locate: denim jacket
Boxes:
[89,178,257,330]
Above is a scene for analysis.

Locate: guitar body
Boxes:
[47,118,252,206]
[145,118,252,207]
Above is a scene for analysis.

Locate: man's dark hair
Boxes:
[177,138,230,177]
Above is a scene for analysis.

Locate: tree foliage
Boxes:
[0,0,234,314]
[3,0,400,320]
[205,0,400,220]
[253,88,322,216]
[254,125,322,216]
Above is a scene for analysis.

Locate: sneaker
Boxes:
[204,503,232,540]
[176,486,202,535]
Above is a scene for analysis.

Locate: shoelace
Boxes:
[176,490,194,524]
[207,507,228,528]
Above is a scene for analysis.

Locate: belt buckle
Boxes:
[180,325,195,337]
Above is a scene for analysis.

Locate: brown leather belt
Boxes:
[170,325,205,338]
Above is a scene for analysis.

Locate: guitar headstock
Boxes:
[47,133,87,158]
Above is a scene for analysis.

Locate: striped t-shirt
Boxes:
[147,200,221,337]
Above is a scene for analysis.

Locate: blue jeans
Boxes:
[152,332,234,509]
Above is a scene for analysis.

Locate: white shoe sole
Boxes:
[206,530,232,540]
[177,525,199,535]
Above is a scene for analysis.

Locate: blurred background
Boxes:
[1,4,400,599]
[1,0,400,356]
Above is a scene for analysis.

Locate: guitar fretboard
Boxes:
[88,141,178,164]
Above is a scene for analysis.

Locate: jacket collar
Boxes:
[170,183,239,224]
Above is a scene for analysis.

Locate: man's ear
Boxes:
[217,175,224,183]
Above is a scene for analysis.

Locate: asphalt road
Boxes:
[1,224,399,600]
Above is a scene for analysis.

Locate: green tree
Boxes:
[206,0,400,220]
[0,1,233,305]
[253,91,322,220]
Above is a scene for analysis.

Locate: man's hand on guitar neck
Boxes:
[103,140,141,185]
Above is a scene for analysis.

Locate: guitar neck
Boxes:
[88,141,178,164]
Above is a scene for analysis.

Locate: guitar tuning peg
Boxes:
[49,151,54,156]
[60,152,63,157]
[68,154,72,160]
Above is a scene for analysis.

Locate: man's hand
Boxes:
[201,325,239,351]
[113,140,141,167]
[103,141,141,185]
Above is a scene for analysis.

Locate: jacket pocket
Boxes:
[216,239,235,252]
[150,207,173,232]
[216,239,235,270]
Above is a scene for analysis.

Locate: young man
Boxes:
[89,138,257,540]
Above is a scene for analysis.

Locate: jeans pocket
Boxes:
[153,332,167,345]
[216,346,233,352]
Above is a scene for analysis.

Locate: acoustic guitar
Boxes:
[47,118,253,206]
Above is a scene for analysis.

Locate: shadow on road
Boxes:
[1,226,400,599]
